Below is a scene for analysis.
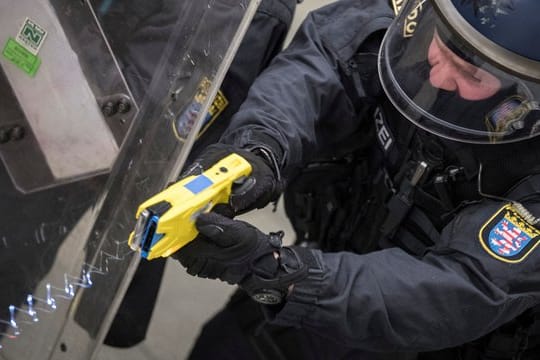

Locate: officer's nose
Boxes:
[427,32,501,101]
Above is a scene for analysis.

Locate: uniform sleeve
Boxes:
[220,12,360,175]
[268,199,540,351]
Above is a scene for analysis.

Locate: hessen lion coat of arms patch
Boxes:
[479,203,540,263]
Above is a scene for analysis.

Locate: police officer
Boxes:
[166,0,540,358]
[98,0,300,347]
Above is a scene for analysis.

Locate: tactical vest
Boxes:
[284,50,540,251]
[283,50,540,359]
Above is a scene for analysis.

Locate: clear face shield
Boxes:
[0,1,259,358]
[379,0,540,144]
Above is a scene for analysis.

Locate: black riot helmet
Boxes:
[378,0,540,144]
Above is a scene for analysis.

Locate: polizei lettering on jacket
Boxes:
[374,107,394,152]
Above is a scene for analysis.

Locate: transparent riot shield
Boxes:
[0,0,259,359]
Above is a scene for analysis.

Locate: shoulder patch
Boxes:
[479,203,540,263]
[173,77,228,141]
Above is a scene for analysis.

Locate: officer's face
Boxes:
[427,31,501,101]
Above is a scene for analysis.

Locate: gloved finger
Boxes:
[229,171,280,213]
[180,162,205,178]
[186,258,208,277]
[195,212,229,244]
[172,235,219,263]
[230,176,262,213]
[176,254,196,269]
[197,259,222,280]
[180,144,234,178]
[211,203,235,219]
[196,212,253,248]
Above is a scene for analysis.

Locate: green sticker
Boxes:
[3,37,41,77]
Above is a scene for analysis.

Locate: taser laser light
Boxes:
[128,153,252,260]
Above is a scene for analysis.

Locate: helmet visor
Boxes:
[379,0,540,144]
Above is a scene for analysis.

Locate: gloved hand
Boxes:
[182,143,283,214]
[174,212,311,304]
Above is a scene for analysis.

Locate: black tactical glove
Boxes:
[174,212,311,304]
[182,143,283,214]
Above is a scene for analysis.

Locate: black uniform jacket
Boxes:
[220,0,540,353]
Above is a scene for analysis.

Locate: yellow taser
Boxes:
[128,153,252,260]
